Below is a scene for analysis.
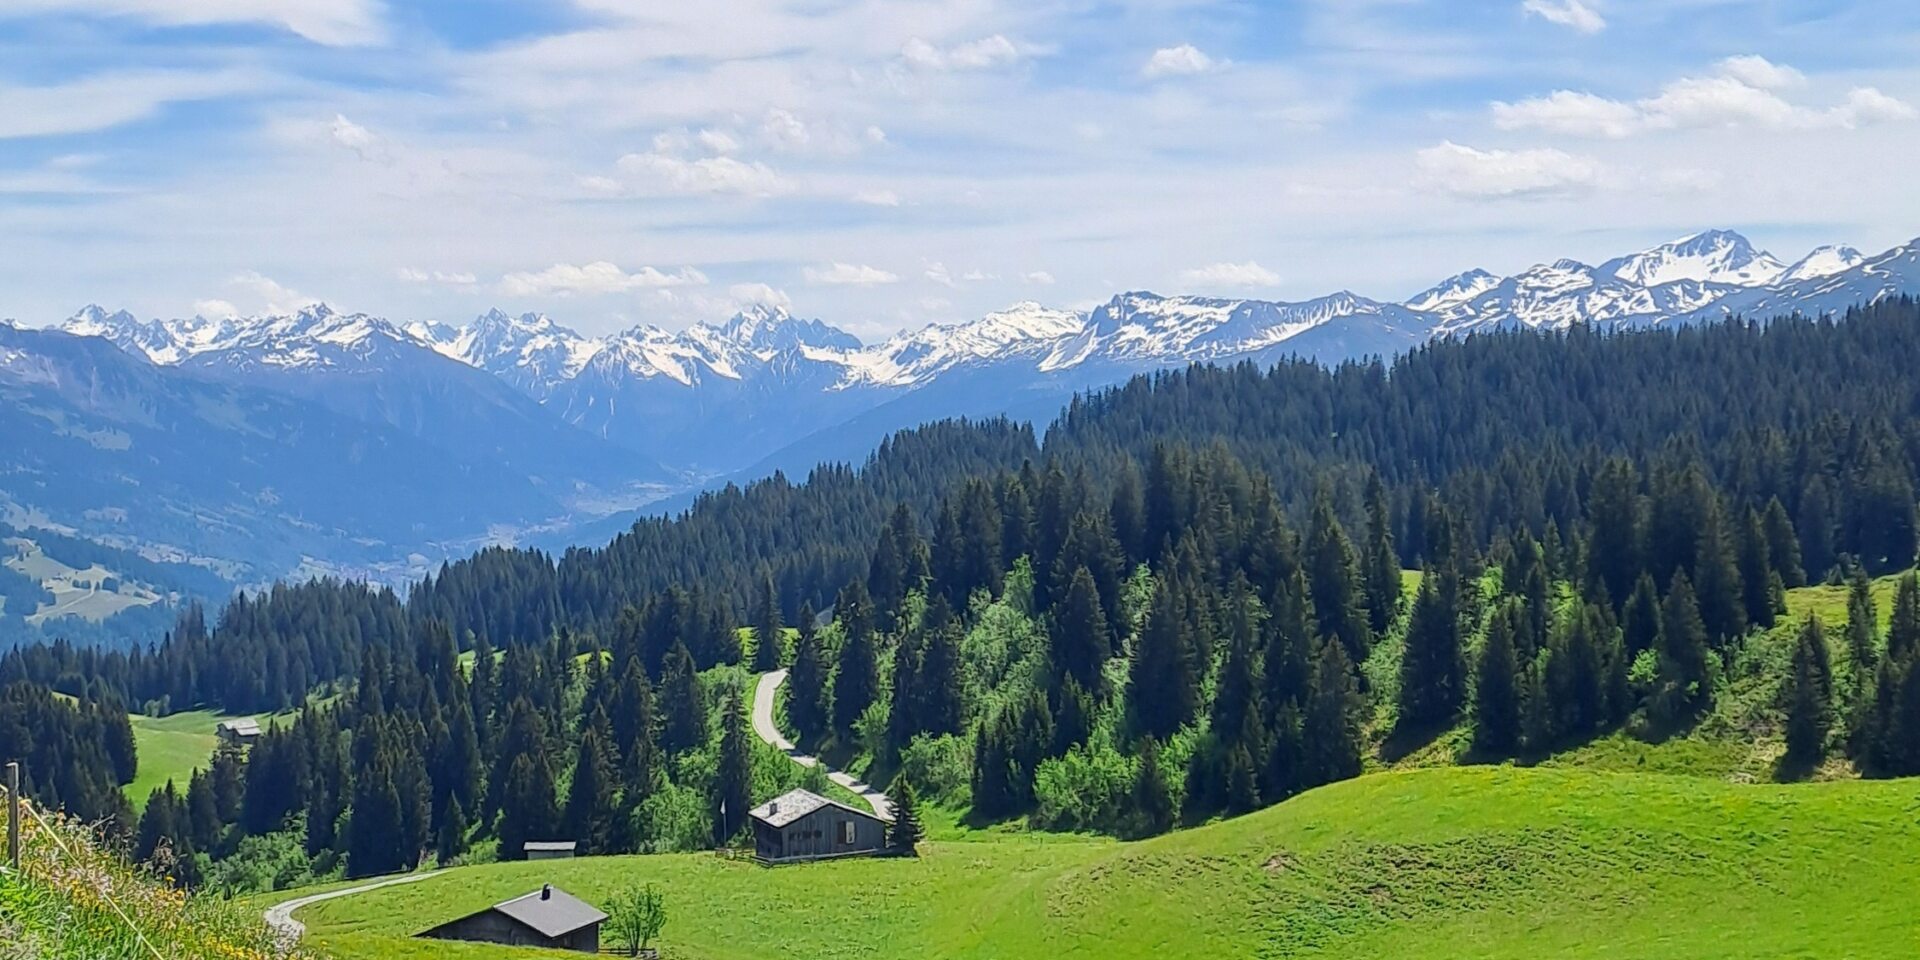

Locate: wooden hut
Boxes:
[417,884,605,953]
[749,788,887,864]
[524,840,577,861]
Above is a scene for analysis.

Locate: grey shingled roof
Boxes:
[491,885,607,939]
[218,717,261,735]
[523,841,577,852]
[749,787,883,828]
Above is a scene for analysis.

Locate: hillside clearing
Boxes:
[286,765,1920,960]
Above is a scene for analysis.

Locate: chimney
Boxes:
[541,884,552,900]
[769,801,779,815]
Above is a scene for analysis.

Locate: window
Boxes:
[842,821,856,844]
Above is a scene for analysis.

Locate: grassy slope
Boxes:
[126,709,224,806]
[289,766,1920,960]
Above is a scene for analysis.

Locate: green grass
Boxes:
[279,765,1920,960]
[126,709,225,806]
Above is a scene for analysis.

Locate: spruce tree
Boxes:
[1782,615,1834,770]
[436,795,470,863]
[887,774,924,855]
[496,752,558,862]
[1397,565,1465,735]
[713,689,752,846]
[1302,639,1363,787]
[1051,565,1110,691]
[612,656,659,798]
[1762,497,1805,587]
[752,572,784,672]
[1586,458,1643,608]
[1845,569,1882,698]
[564,724,617,854]
[787,601,829,743]
[1129,575,1198,741]
[1131,736,1175,838]
[1691,501,1747,647]
[832,580,880,739]
[1474,601,1523,757]
[1307,490,1372,664]
[1621,573,1662,658]
[659,641,707,756]
[1737,507,1778,630]
[1363,473,1401,633]
[1652,573,1714,729]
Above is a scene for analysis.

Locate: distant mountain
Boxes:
[30,228,1920,591]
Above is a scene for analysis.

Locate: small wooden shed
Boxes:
[524,840,577,861]
[749,788,888,864]
[215,718,261,746]
[417,884,606,953]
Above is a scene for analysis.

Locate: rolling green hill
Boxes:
[283,765,1920,960]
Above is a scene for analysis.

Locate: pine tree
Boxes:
[787,600,829,743]
[1586,458,1643,608]
[1845,569,1882,698]
[1761,497,1805,587]
[1782,615,1834,770]
[1691,500,1747,647]
[1652,573,1714,729]
[563,724,617,854]
[1307,490,1372,664]
[832,580,880,739]
[1474,601,1523,757]
[1051,565,1110,691]
[1736,507,1777,630]
[752,572,784,672]
[436,795,470,863]
[496,752,559,862]
[1302,639,1363,787]
[659,641,707,756]
[1129,575,1198,741]
[611,656,659,798]
[1621,573,1662,658]
[887,774,924,855]
[713,689,752,846]
[1397,564,1465,735]
[347,752,405,878]
[1363,473,1401,633]
[1886,572,1920,665]
[1131,736,1175,838]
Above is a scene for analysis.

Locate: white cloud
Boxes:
[760,109,809,151]
[1415,141,1603,199]
[1493,57,1917,137]
[614,152,794,197]
[191,298,240,319]
[499,262,708,297]
[805,262,900,286]
[728,283,792,310]
[0,69,259,139]
[1833,87,1918,127]
[853,189,901,207]
[696,128,741,155]
[2,0,385,46]
[900,34,1025,72]
[1143,44,1217,79]
[924,261,955,287]
[1520,0,1605,34]
[1716,55,1804,91]
[397,267,477,286]
[329,113,388,161]
[228,271,319,314]
[1492,90,1639,138]
[1024,271,1056,285]
[1180,261,1282,288]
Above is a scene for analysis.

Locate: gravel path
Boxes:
[263,871,441,949]
[751,669,892,820]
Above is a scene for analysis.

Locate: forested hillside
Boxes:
[8,301,1920,888]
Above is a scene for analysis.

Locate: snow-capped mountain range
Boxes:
[8,227,1920,592]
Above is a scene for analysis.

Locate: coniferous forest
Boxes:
[10,300,1920,886]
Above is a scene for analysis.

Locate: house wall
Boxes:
[421,912,599,953]
[756,806,886,861]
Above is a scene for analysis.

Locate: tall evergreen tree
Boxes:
[1307,490,1371,664]
[1691,500,1748,647]
[787,601,829,743]
[1050,566,1111,691]
[1782,615,1834,770]
[713,689,752,846]
[563,722,617,854]
[1397,564,1465,735]
[887,773,924,855]
[496,752,558,862]
[1131,736,1175,838]
[1586,458,1643,608]
[1363,473,1402,634]
[659,641,707,756]
[1652,573,1714,728]
[1474,601,1523,757]
[832,580,880,739]
[751,572,784,672]
[1302,639,1363,787]
[1129,574,1198,741]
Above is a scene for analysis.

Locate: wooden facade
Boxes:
[750,788,888,863]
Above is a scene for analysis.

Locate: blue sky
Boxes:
[3,0,1920,339]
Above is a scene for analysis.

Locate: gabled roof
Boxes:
[218,717,261,735]
[490,885,607,939]
[523,841,577,852]
[750,788,885,828]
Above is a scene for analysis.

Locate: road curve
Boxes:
[751,669,892,820]
[263,871,441,948]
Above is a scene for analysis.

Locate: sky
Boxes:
[3,0,1920,340]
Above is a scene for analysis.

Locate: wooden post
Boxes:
[6,761,18,869]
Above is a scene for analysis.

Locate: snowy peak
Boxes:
[1407,269,1501,313]
[1781,245,1866,284]
[704,304,862,354]
[1597,229,1786,288]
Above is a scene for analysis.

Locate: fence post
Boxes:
[6,761,18,869]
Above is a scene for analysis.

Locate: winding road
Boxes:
[263,870,441,948]
[751,669,892,820]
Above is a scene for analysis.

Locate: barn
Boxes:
[417,884,606,953]
[750,788,888,864]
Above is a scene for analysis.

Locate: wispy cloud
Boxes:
[1143,44,1218,79]
[1520,0,1605,34]
[500,263,708,297]
[1181,261,1281,287]
[1415,141,1604,200]
[2,0,386,46]
[805,263,900,286]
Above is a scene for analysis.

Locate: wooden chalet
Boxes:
[749,788,887,864]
